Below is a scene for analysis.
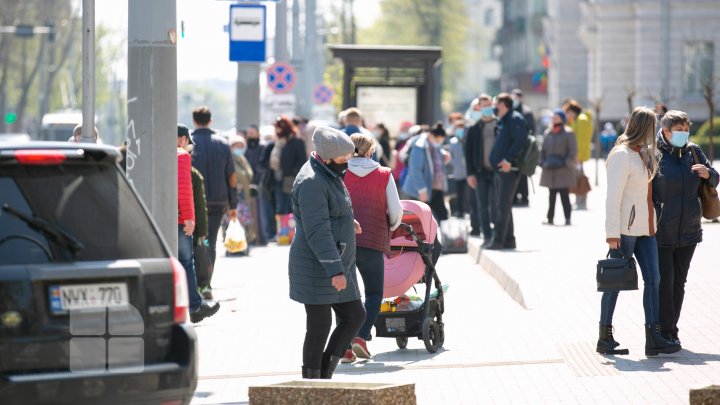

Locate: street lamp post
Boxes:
[81,0,95,142]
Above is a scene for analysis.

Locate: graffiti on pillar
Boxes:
[125,96,140,187]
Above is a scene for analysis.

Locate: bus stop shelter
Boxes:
[328,45,442,127]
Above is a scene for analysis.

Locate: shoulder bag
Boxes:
[596,248,638,292]
[688,146,720,219]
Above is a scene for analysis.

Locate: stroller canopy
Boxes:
[383,200,438,298]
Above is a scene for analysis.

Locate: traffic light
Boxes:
[5,112,16,124]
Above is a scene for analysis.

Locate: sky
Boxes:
[95,0,381,82]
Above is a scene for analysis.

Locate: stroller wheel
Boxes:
[422,318,440,353]
[396,337,408,350]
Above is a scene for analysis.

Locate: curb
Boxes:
[467,236,529,310]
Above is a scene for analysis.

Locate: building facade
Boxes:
[495,0,549,109]
[458,0,503,105]
[545,0,589,108]
[580,0,720,121]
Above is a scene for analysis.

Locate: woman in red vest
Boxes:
[342,133,403,362]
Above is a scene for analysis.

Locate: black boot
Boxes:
[301,366,321,379]
[596,325,629,355]
[320,353,340,379]
[645,323,681,356]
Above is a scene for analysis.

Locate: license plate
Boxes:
[49,283,129,314]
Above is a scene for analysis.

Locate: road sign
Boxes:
[261,93,296,125]
[229,4,266,63]
[312,84,334,105]
[266,62,296,93]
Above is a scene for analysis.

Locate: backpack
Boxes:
[516,134,540,177]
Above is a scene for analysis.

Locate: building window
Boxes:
[683,42,714,97]
[485,8,495,26]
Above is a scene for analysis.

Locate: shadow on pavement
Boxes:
[606,350,720,373]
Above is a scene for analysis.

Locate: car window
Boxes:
[0,163,168,265]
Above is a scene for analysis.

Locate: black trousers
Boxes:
[514,175,529,203]
[429,190,449,222]
[658,244,696,335]
[450,180,468,218]
[547,188,571,222]
[197,205,226,288]
[493,172,520,246]
[303,300,366,369]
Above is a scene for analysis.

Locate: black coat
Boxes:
[489,111,528,169]
[652,135,719,248]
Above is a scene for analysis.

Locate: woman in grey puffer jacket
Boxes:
[289,126,366,380]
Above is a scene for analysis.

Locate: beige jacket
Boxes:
[605,144,655,240]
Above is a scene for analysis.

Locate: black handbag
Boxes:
[596,248,638,292]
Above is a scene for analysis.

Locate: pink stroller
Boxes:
[373,200,446,353]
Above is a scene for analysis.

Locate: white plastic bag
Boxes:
[224,219,247,253]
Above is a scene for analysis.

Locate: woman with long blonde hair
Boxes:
[598,106,681,356]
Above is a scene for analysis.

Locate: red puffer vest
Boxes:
[344,167,391,253]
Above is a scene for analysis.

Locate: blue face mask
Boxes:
[455,128,465,138]
[670,131,689,148]
[481,106,494,118]
[469,110,483,121]
[233,148,245,157]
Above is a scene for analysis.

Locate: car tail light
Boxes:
[14,150,68,165]
[170,257,189,324]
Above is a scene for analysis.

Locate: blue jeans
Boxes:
[474,172,496,240]
[600,235,660,325]
[178,225,203,312]
[355,247,384,340]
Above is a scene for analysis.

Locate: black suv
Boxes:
[0,143,197,404]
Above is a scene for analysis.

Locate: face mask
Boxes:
[553,123,563,130]
[247,138,259,147]
[481,106,494,118]
[513,100,520,109]
[232,148,245,158]
[455,128,465,138]
[492,107,499,116]
[469,110,483,121]
[327,160,348,177]
[398,131,409,141]
[670,131,689,148]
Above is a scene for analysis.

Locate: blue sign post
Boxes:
[229,4,266,63]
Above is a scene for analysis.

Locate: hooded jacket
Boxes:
[652,134,719,248]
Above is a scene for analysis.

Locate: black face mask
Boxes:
[247,138,259,147]
[327,161,348,177]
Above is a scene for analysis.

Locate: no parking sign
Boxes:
[266,62,297,93]
[312,84,334,105]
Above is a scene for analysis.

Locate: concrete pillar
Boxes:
[127,0,178,254]
[236,64,261,130]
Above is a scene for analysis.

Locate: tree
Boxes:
[624,85,636,116]
[702,76,718,162]
[355,0,469,111]
[0,0,121,140]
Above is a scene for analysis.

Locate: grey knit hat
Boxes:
[312,126,355,160]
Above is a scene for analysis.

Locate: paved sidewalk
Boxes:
[190,159,720,404]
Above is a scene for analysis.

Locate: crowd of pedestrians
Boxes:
[96,86,720,371]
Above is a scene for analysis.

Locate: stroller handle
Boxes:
[399,223,423,244]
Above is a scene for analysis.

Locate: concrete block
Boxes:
[690,385,720,405]
[249,381,416,405]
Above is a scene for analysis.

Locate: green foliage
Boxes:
[356,0,469,111]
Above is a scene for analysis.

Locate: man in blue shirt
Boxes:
[190,106,237,299]
[486,93,529,250]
